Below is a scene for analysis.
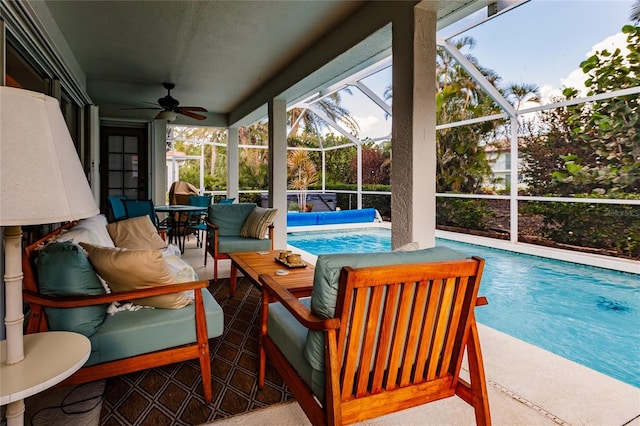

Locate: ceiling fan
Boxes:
[126,82,208,121]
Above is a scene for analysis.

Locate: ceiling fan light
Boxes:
[156,110,177,122]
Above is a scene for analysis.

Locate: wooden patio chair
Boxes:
[259,251,491,425]
[204,203,274,282]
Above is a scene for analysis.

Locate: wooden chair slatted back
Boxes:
[334,258,484,403]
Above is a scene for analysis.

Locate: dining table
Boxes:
[154,204,208,253]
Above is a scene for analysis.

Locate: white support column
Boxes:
[391,2,437,249]
[199,144,205,193]
[321,150,326,192]
[510,119,519,243]
[227,127,239,200]
[0,19,5,343]
[88,105,100,203]
[357,144,363,209]
[0,19,5,86]
[268,99,288,249]
[152,120,167,204]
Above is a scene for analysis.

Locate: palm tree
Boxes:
[435,37,504,192]
[288,91,360,137]
[287,150,318,211]
[502,82,541,110]
[238,123,270,190]
[631,0,640,22]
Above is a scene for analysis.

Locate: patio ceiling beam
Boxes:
[437,0,528,40]
[297,56,393,108]
[229,2,419,127]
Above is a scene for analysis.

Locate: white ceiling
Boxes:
[37,0,485,126]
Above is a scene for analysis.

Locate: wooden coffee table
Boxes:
[228,250,315,298]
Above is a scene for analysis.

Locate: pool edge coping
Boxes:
[286,222,639,275]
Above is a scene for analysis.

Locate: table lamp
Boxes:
[0,86,99,423]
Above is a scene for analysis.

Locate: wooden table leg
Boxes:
[258,288,268,388]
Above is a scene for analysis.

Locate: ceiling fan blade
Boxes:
[178,109,207,120]
[179,106,208,112]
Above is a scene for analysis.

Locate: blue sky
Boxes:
[461,0,634,99]
[338,0,635,139]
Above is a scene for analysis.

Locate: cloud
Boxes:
[539,83,563,104]
[351,115,391,139]
[353,115,380,132]
[559,32,629,96]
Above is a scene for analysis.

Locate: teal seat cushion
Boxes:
[207,203,257,236]
[216,235,272,254]
[268,297,325,398]
[36,242,107,337]
[85,288,223,366]
[304,247,469,371]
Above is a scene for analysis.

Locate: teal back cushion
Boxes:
[217,198,235,204]
[37,242,107,337]
[208,203,256,236]
[304,246,469,371]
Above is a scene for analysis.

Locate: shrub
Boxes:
[436,198,495,231]
[521,195,640,258]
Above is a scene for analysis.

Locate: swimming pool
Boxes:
[287,228,640,388]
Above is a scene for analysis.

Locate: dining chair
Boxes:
[107,195,128,222]
[187,195,213,248]
[121,199,168,240]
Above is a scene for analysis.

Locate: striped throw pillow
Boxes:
[240,206,277,239]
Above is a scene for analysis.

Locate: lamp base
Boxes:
[3,226,25,365]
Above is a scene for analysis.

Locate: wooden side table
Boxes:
[1,331,91,425]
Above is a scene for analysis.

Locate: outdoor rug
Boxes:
[99,278,292,425]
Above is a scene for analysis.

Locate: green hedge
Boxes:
[521,196,639,258]
[436,198,495,231]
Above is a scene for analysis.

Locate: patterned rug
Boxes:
[99,278,292,425]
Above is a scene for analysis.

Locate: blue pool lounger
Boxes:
[287,208,377,226]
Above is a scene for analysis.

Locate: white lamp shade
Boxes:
[0,87,99,226]
[156,110,177,122]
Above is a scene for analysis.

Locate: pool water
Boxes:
[287,228,640,388]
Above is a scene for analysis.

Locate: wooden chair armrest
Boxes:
[476,296,488,306]
[259,274,340,331]
[23,280,209,309]
[267,224,274,245]
[204,218,219,230]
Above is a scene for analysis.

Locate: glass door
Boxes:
[100,126,148,215]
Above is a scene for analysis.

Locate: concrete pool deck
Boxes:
[207,322,640,425]
[194,246,640,426]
